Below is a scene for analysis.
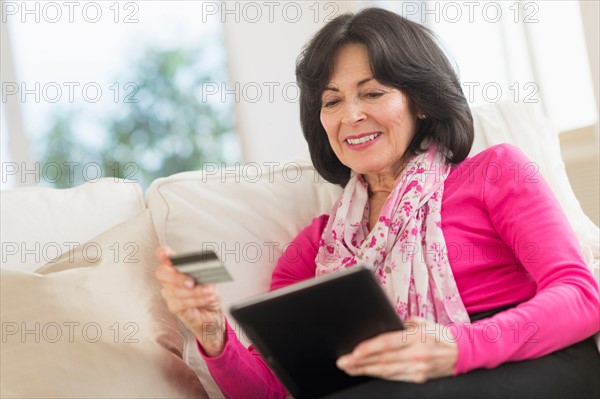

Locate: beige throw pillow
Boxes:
[0,210,208,398]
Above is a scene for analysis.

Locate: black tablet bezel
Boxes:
[230,267,404,399]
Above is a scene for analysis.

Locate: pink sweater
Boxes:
[200,144,600,398]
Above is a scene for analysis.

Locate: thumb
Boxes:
[156,245,174,263]
[404,316,427,329]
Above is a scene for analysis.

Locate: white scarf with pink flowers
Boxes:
[315,144,470,324]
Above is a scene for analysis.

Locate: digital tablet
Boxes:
[229,267,404,399]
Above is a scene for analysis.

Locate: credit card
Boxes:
[169,250,232,285]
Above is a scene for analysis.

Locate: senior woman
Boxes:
[155,7,600,398]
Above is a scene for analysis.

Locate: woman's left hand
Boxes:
[336,317,458,383]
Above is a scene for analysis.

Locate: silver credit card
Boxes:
[170,250,232,285]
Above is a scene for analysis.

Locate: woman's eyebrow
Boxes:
[323,77,375,93]
[356,77,375,86]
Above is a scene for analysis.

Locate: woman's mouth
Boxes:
[345,132,381,146]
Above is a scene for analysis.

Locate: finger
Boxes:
[405,316,435,338]
[342,353,430,380]
[167,298,218,315]
[339,330,425,370]
[351,331,405,357]
[403,316,424,329]
[156,245,174,264]
[350,342,430,369]
[345,361,429,383]
[343,359,408,378]
[169,294,221,313]
[162,284,217,301]
[339,349,398,369]
[155,263,195,288]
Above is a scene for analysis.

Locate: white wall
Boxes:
[223,1,362,163]
[579,0,599,115]
[559,0,599,225]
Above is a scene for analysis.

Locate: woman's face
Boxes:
[320,43,419,179]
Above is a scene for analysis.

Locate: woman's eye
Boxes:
[365,92,384,99]
[322,99,340,108]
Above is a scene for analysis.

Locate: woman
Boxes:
[155,8,600,398]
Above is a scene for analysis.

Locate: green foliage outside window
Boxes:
[38,39,236,188]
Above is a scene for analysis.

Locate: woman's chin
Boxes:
[350,165,391,177]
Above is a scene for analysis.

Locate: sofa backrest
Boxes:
[470,101,599,270]
[0,178,145,272]
[146,161,342,316]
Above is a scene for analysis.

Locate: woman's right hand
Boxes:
[154,246,226,357]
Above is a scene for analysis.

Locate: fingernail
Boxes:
[337,358,349,368]
[185,279,195,288]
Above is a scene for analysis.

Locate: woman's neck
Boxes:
[362,156,410,197]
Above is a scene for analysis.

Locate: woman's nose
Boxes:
[341,100,366,126]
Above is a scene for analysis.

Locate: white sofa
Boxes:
[1,101,598,398]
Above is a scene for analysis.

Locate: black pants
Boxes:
[323,306,600,399]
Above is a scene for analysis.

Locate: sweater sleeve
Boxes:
[453,144,600,374]
[198,215,329,398]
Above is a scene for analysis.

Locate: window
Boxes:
[2,1,240,189]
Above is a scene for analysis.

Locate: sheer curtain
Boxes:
[1,18,33,188]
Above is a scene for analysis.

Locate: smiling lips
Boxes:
[345,132,381,146]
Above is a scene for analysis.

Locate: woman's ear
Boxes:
[409,101,425,120]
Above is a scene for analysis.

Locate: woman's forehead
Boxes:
[326,44,373,86]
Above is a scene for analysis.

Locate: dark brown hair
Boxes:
[295,7,474,187]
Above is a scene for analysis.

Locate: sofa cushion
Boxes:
[0,210,208,398]
[0,178,145,272]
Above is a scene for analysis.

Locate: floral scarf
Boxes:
[315,143,469,325]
